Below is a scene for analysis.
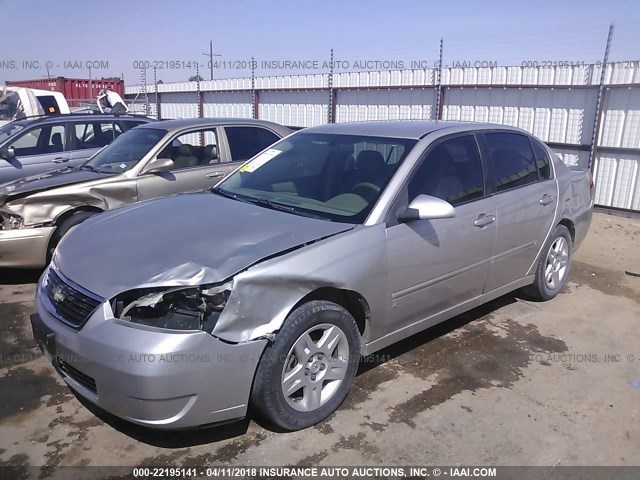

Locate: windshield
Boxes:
[216,132,417,223]
[85,127,167,173]
[0,92,24,122]
[0,122,25,143]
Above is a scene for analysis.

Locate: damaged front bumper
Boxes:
[32,276,268,429]
[0,226,54,268]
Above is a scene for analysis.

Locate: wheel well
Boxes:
[291,287,370,338]
[54,206,103,227]
[558,218,576,243]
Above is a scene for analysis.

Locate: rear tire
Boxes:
[47,211,98,263]
[250,300,360,431]
[522,224,572,301]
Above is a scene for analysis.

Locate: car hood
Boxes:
[0,167,109,206]
[55,192,355,299]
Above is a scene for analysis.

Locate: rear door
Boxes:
[0,123,69,183]
[384,133,497,336]
[480,131,557,292]
[220,125,283,163]
[136,127,234,201]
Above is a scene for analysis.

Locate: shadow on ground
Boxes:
[356,293,519,376]
[0,268,42,285]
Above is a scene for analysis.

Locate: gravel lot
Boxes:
[0,212,639,475]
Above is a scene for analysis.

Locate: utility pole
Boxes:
[202,40,221,80]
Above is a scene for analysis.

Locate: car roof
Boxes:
[10,113,154,127]
[137,117,292,134]
[302,120,526,139]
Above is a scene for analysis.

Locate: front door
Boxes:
[384,133,497,336]
[136,127,238,201]
[0,124,69,183]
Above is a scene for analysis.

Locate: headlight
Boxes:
[111,281,233,332]
[0,213,24,230]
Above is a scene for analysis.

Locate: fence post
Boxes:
[251,57,258,119]
[196,64,203,119]
[589,24,614,171]
[327,48,335,124]
[139,68,149,116]
[435,38,444,120]
[153,67,161,119]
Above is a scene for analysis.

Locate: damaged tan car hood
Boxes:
[54,192,354,299]
[0,167,110,206]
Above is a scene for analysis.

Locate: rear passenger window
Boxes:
[408,135,484,206]
[225,126,280,161]
[484,132,539,192]
[74,122,117,150]
[117,121,145,135]
[531,140,552,180]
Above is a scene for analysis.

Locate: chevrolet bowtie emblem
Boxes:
[52,286,66,304]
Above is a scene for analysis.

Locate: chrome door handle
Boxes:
[474,214,496,227]
[539,194,554,206]
[52,157,69,163]
[206,171,225,179]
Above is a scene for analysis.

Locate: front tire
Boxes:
[250,300,360,431]
[523,224,572,301]
[47,211,98,262]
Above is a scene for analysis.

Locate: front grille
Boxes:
[44,268,103,329]
[55,358,97,393]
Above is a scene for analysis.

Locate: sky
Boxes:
[2,0,640,86]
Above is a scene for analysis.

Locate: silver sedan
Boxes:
[31,120,593,431]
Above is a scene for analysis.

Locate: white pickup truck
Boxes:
[0,87,70,127]
[0,87,129,127]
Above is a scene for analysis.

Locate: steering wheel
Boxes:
[353,182,380,194]
[352,182,380,202]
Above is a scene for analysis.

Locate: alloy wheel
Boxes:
[544,236,569,289]
[281,323,350,412]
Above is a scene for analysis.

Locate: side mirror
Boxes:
[143,157,174,174]
[0,146,15,160]
[399,194,455,222]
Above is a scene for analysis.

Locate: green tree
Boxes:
[188,74,203,82]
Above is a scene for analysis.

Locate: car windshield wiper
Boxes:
[250,196,323,219]
[212,187,323,219]
[78,164,99,172]
[211,186,239,200]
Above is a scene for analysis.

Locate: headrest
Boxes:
[178,144,192,155]
[356,150,385,172]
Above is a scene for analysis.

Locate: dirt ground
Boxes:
[0,212,639,476]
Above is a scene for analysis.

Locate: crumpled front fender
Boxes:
[212,224,388,343]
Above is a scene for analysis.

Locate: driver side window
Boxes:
[158,129,220,171]
[10,125,66,156]
[407,135,484,206]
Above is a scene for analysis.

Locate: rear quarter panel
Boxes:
[553,155,594,251]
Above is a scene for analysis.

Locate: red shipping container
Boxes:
[5,77,124,107]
